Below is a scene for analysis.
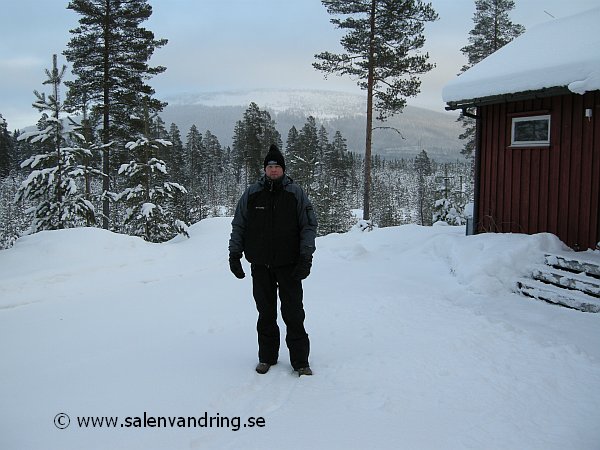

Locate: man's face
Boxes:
[265,164,284,180]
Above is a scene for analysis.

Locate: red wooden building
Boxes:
[443,9,600,250]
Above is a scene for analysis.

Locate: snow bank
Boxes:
[320,224,567,296]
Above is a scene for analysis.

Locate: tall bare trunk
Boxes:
[363,0,376,221]
[101,0,111,229]
[52,54,64,229]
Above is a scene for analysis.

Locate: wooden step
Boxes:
[545,253,600,278]
[516,278,600,313]
[532,266,600,297]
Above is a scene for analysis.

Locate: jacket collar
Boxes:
[260,174,291,191]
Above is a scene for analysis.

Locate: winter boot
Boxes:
[255,362,275,374]
[296,366,313,376]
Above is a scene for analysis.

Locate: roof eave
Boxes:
[444,86,573,111]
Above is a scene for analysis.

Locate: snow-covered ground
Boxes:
[1,218,599,450]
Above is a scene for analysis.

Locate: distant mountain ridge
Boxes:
[166,89,366,119]
[159,89,466,162]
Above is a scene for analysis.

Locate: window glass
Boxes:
[511,115,551,147]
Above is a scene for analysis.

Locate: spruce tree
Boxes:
[152,116,169,141]
[0,175,28,249]
[0,115,12,178]
[166,123,185,185]
[64,0,168,229]
[184,125,203,222]
[0,119,26,248]
[219,145,238,215]
[413,149,433,226]
[115,101,187,242]
[314,0,438,220]
[316,125,330,180]
[10,130,25,175]
[458,0,524,159]
[231,103,281,183]
[16,55,97,232]
[288,116,319,194]
[285,126,299,166]
[432,163,466,225]
[329,131,350,188]
[290,122,353,236]
[202,130,223,214]
[166,122,186,221]
[65,91,104,219]
[371,171,397,227]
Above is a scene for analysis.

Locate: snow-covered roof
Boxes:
[442,7,600,107]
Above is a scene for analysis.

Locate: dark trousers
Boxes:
[251,263,310,370]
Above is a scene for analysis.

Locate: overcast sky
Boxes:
[1,0,598,130]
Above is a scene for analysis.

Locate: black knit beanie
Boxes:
[263,144,285,172]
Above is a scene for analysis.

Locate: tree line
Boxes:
[0,0,525,248]
[0,95,473,249]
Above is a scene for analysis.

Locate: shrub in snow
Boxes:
[432,198,466,226]
[352,219,377,232]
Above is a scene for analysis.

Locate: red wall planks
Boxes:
[476,91,600,250]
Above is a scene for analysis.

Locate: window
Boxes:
[511,115,551,147]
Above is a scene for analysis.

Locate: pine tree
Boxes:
[314,0,438,220]
[458,0,525,159]
[15,55,97,233]
[64,0,168,229]
[115,101,188,242]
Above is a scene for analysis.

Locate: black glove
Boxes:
[292,254,312,280]
[229,252,245,279]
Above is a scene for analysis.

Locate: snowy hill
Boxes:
[1,220,599,450]
[166,89,367,119]
[159,89,464,161]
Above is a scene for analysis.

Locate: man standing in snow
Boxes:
[228,144,317,376]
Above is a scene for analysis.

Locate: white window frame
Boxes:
[510,114,551,147]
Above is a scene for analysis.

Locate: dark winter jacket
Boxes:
[229,175,317,267]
